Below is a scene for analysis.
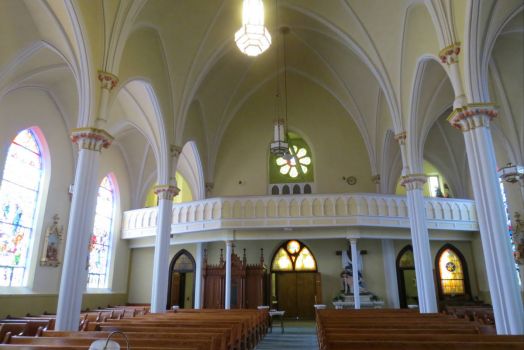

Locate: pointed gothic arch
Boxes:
[434,243,471,301]
[167,249,196,309]
[396,245,417,309]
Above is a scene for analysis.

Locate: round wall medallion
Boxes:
[347,176,357,185]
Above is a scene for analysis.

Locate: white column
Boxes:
[56,128,114,331]
[194,242,204,309]
[350,239,360,309]
[224,241,233,309]
[382,239,400,308]
[150,185,179,313]
[450,105,524,334]
[401,175,438,313]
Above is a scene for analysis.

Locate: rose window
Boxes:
[275,145,311,178]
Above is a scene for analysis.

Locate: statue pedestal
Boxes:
[333,294,384,309]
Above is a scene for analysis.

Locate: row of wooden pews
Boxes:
[442,305,495,328]
[0,305,150,343]
[316,309,524,350]
[0,306,268,350]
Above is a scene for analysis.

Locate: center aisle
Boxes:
[256,320,319,350]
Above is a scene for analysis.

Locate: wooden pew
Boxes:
[315,309,523,350]
[5,335,214,350]
[40,330,227,350]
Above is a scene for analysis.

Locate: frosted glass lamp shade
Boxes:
[235,0,271,56]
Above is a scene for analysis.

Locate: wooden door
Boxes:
[170,272,181,307]
[276,272,317,319]
[276,273,298,317]
[296,273,316,319]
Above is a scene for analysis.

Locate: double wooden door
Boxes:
[276,272,319,319]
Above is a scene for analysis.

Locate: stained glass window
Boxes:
[276,145,311,178]
[271,240,317,271]
[269,133,314,184]
[0,129,43,287]
[438,248,465,295]
[87,176,115,288]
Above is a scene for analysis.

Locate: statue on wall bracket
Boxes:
[40,214,64,267]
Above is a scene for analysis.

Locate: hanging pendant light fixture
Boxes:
[235,0,271,57]
[270,26,290,157]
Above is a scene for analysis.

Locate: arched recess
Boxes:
[381,129,402,194]
[270,240,320,320]
[407,56,454,174]
[178,141,206,200]
[167,249,196,309]
[434,243,471,302]
[108,79,168,207]
[396,245,417,309]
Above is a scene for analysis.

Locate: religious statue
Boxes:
[40,214,63,267]
[341,249,366,295]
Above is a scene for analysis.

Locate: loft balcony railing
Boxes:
[121,193,478,240]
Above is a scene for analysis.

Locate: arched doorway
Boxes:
[396,245,418,308]
[167,250,196,309]
[435,244,471,302]
[271,240,321,320]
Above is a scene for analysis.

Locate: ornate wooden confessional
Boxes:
[203,248,267,309]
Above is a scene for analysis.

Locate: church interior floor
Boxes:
[256,320,319,350]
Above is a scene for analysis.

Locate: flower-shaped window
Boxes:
[276,145,311,178]
[269,133,314,183]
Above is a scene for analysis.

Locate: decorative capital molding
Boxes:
[71,127,113,151]
[154,184,180,200]
[439,42,461,65]
[400,174,427,191]
[371,174,380,184]
[394,131,406,145]
[170,144,183,159]
[98,71,119,91]
[448,103,498,131]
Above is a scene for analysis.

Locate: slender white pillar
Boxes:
[382,239,400,308]
[194,242,204,309]
[350,239,360,309]
[56,128,114,331]
[450,105,524,334]
[401,175,438,313]
[150,185,179,313]
[224,241,233,309]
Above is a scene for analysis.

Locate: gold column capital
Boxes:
[448,103,498,131]
[154,184,180,200]
[98,71,119,91]
[400,174,427,191]
[439,42,461,65]
[70,127,114,151]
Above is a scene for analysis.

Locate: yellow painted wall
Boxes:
[144,172,193,207]
[213,73,375,196]
[395,160,452,197]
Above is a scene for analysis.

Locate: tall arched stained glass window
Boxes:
[0,129,43,287]
[436,245,467,296]
[87,176,115,288]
